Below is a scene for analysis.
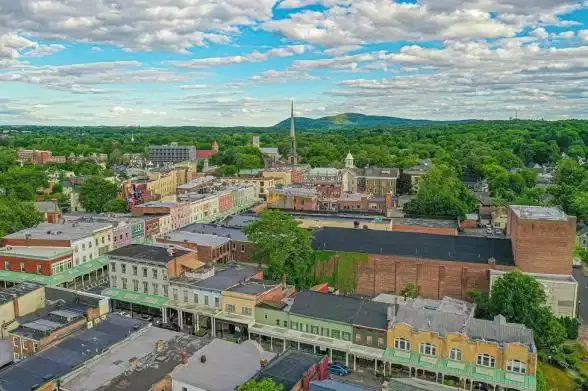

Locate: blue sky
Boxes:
[0,0,587,126]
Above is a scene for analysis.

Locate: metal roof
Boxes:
[4,222,112,241]
[101,287,168,308]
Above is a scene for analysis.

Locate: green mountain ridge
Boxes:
[274,112,475,130]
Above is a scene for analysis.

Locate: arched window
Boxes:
[477,354,496,368]
[449,348,462,361]
[394,338,410,351]
[507,360,527,374]
[419,343,437,356]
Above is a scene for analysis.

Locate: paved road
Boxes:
[572,267,588,323]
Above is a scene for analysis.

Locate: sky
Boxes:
[0,0,587,127]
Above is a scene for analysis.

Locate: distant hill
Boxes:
[274,113,474,130]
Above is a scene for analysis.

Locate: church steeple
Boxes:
[345,151,354,168]
[288,100,298,165]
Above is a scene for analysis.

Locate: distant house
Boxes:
[578,225,588,249]
[35,200,62,223]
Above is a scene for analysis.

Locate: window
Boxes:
[331,330,340,339]
[420,343,436,356]
[311,325,320,335]
[507,360,527,374]
[143,268,148,277]
[395,338,410,351]
[232,243,236,250]
[83,256,87,263]
[4,261,9,270]
[241,244,245,253]
[283,321,288,327]
[275,319,280,326]
[12,337,19,347]
[194,293,199,304]
[173,289,178,300]
[121,264,126,274]
[111,276,117,287]
[102,237,105,244]
[378,337,384,348]
[226,304,235,313]
[204,296,209,306]
[20,263,25,272]
[183,290,188,302]
[477,354,496,368]
[152,269,158,279]
[36,265,42,274]
[449,348,462,361]
[153,283,159,295]
[291,322,298,330]
[355,334,362,343]
[366,336,373,345]
[132,266,138,276]
[82,243,86,250]
[163,285,168,297]
[133,280,139,292]
[110,262,116,272]
[122,278,128,289]
[214,297,220,308]
[241,307,252,316]
[33,343,38,352]
[143,281,148,293]
[342,332,351,341]
[95,239,99,245]
[182,387,188,391]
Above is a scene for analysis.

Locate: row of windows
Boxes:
[355,333,385,348]
[111,263,167,280]
[393,339,527,373]
[225,304,252,316]
[74,235,111,253]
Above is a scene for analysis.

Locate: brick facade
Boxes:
[390,225,458,236]
[508,210,576,275]
[353,254,513,299]
[0,253,72,275]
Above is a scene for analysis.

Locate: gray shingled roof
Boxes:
[290,291,389,330]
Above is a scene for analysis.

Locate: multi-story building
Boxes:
[176,176,216,195]
[35,201,62,224]
[268,187,319,211]
[149,144,197,165]
[402,159,433,193]
[303,168,342,186]
[17,149,66,165]
[386,297,537,391]
[63,213,132,249]
[3,222,114,266]
[223,177,271,201]
[107,244,201,299]
[180,223,255,263]
[0,282,45,337]
[0,247,73,276]
[132,201,191,232]
[157,231,232,263]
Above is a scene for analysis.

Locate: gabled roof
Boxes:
[289,291,389,330]
[196,150,215,159]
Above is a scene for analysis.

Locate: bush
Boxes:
[559,317,580,340]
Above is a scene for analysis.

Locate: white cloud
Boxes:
[24,44,66,58]
[168,45,310,68]
[0,0,277,53]
[531,28,549,39]
[580,30,588,41]
[0,33,37,60]
[251,69,320,83]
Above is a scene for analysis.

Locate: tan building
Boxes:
[145,167,190,198]
[490,270,578,318]
[0,282,45,338]
[223,177,272,201]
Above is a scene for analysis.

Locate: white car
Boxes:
[117,311,131,318]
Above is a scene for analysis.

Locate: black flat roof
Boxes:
[254,350,324,390]
[107,244,190,264]
[290,291,389,330]
[312,227,514,266]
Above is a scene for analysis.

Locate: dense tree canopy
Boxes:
[79,176,123,213]
[0,199,43,237]
[240,379,284,391]
[244,210,315,289]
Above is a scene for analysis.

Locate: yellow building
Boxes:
[384,297,537,391]
[146,167,189,198]
[223,177,274,201]
[262,170,292,186]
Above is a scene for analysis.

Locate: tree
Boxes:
[0,148,17,172]
[0,199,43,237]
[488,270,546,325]
[559,317,579,340]
[244,210,315,289]
[79,176,119,213]
[400,283,419,298]
[103,199,128,213]
[240,379,284,391]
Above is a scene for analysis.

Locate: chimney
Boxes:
[281,273,287,289]
[182,351,189,365]
[129,357,137,370]
[12,294,19,318]
[260,358,268,368]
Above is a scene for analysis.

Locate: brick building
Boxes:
[268,187,319,211]
[157,231,232,263]
[35,201,62,224]
[17,149,66,165]
[0,246,73,276]
[180,223,255,263]
[176,176,216,195]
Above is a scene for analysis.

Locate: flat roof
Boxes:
[312,227,515,266]
[136,201,179,209]
[177,176,216,189]
[269,187,319,197]
[107,244,190,264]
[391,218,457,228]
[254,350,324,390]
[0,314,148,391]
[227,280,278,295]
[192,264,259,292]
[0,257,109,286]
[220,215,258,229]
[0,281,43,305]
[181,223,248,241]
[12,309,86,340]
[510,205,568,221]
[164,231,230,248]
[170,339,275,391]
[4,222,112,241]
[62,328,206,391]
[0,246,72,260]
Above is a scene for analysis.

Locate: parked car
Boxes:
[138,314,153,322]
[328,362,351,376]
[116,311,131,318]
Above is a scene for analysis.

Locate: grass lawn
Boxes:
[539,361,578,391]
[315,250,368,293]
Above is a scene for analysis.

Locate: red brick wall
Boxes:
[460,219,478,229]
[353,254,513,299]
[0,253,71,276]
[231,240,256,263]
[144,218,160,238]
[2,238,71,247]
[291,170,304,184]
[508,210,575,275]
[315,184,342,198]
[156,238,231,263]
[131,206,171,216]
[219,193,233,212]
[390,225,458,236]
